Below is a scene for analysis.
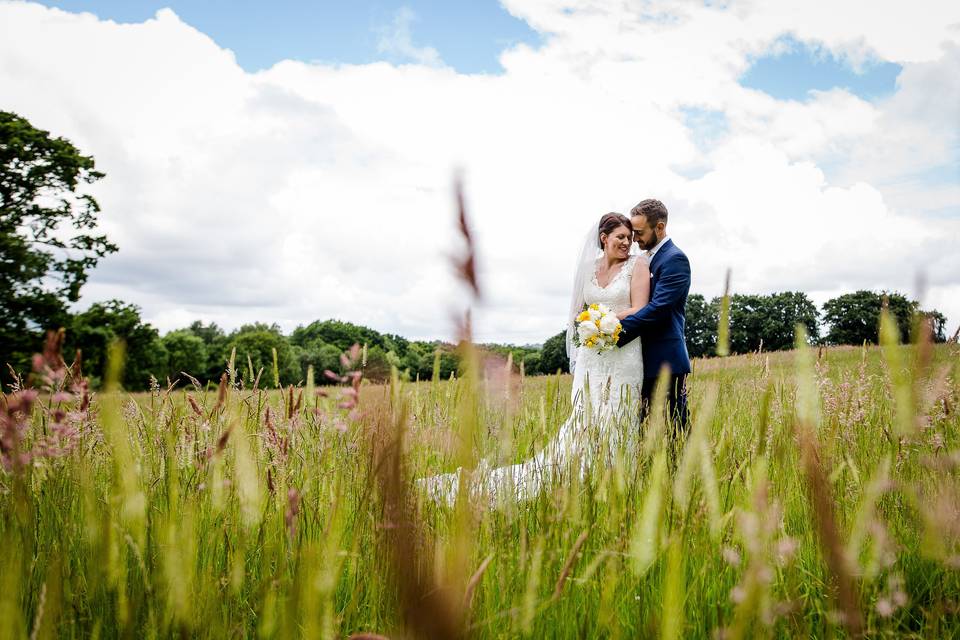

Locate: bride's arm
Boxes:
[616,258,651,320]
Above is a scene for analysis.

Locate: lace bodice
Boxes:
[585,254,640,313]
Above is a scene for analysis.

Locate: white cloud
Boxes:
[375,7,444,67]
[0,0,958,344]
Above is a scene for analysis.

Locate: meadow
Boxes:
[1,325,958,639]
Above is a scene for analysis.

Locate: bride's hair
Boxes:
[597,212,632,249]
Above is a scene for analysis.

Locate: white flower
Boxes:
[721,547,741,566]
[587,307,602,322]
[599,314,620,335]
[876,598,893,617]
[577,321,599,341]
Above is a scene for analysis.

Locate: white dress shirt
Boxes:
[647,235,670,260]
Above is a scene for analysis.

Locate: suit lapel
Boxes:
[649,238,674,271]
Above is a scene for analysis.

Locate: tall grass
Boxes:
[1,330,958,638]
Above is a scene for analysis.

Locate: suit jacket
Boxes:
[618,238,692,376]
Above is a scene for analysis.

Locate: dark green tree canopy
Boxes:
[921,310,948,343]
[684,294,718,359]
[68,300,165,389]
[226,323,299,387]
[291,319,384,352]
[184,320,229,381]
[293,341,343,381]
[187,320,226,348]
[727,291,820,353]
[160,330,208,383]
[683,292,819,357]
[523,351,542,375]
[539,331,569,375]
[1,111,117,371]
[822,291,916,345]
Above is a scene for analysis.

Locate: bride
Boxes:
[420,212,650,506]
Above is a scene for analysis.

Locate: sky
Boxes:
[1,0,958,345]
[26,0,541,73]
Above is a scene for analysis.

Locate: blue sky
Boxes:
[36,1,901,103]
[740,36,902,101]
[35,0,541,73]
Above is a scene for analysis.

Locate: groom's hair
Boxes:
[631,199,668,227]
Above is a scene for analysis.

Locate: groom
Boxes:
[617,199,691,434]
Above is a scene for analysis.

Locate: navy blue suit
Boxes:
[618,238,691,432]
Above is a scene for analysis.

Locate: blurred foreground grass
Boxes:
[1,336,959,639]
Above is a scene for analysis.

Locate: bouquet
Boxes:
[573,303,622,353]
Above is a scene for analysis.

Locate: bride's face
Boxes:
[602,225,632,260]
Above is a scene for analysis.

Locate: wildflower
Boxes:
[775,537,798,564]
[876,598,894,617]
[722,547,741,567]
[187,395,204,417]
[51,391,73,404]
[1,389,38,471]
[285,487,300,537]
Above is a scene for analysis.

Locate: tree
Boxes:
[479,342,540,373]
[435,346,461,380]
[822,291,916,345]
[685,294,718,358]
[921,310,948,343]
[161,330,208,382]
[69,300,166,389]
[405,342,461,380]
[523,351,542,375]
[764,292,820,349]
[400,341,446,380]
[684,292,819,356]
[1,111,117,376]
[727,294,768,354]
[291,319,384,352]
[185,321,228,381]
[364,345,401,382]
[294,341,343,383]
[539,331,569,375]
[224,323,299,387]
[722,292,820,354]
[382,332,410,360]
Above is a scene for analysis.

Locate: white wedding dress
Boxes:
[419,253,645,507]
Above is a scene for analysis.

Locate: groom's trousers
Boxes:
[640,374,689,438]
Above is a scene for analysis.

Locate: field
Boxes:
[1,333,959,639]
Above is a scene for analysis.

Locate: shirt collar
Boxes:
[647,235,670,259]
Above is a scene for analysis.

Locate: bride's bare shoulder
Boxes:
[630,254,650,275]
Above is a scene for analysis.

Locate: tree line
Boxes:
[684,289,948,359]
[2,287,950,391]
[10,303,469,390]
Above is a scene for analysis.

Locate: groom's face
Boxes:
[631,214,662,251]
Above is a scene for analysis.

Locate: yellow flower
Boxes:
[577,311,591,322]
